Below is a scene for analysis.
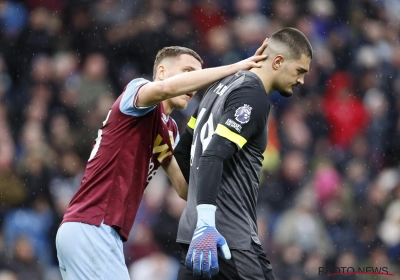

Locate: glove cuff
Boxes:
[196,204,216,228]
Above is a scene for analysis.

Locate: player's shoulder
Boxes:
[120,77,151,100]
[118,77,155,117]
[226,71,269,106]
[236,70,266,92]
[126,77,151,89]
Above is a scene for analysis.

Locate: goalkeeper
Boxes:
[174,27,313,279]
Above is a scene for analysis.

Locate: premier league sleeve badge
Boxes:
[234,104,252,124]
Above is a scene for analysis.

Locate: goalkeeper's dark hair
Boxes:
[269,27,313,60]
[153,46,203,80]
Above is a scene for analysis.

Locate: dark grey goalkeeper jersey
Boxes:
[177,70,271,250]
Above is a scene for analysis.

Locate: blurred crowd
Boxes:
[0,0,399,279]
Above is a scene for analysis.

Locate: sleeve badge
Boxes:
[234,104,252,124]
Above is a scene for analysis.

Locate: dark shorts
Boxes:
[177,242,275,280]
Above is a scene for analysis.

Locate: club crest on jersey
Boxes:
[235,104,252,124]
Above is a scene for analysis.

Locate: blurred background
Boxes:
[0,0,399,279]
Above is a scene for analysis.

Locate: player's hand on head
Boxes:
[255,38,268,56]
[235,40,268,71]
[185,204,231,278]
[235,55,268,70]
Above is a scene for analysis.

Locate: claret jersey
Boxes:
[177,70,271,250]
[62,78,179,241]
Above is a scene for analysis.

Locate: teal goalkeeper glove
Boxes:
[185,204,231,278]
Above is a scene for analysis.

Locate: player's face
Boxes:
[166,54,202,109]
[276,54,310,97]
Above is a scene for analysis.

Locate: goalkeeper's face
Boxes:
[165,54,202,109]
[273,54,311,97]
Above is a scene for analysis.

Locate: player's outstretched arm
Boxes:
[136,44,268,107]
[162,156,188,200]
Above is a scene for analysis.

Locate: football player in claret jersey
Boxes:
[174,28,313,279]
[55,46,268,279]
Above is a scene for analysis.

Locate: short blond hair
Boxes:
[153,46,203,80]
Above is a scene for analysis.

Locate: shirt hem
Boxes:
[61,218,102,227]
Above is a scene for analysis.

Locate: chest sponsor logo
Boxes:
[235,104,252,124]
[147,158,156,183]
[153,134,172,162]
[225,119,242,133]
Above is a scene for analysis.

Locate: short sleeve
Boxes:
[214,87,270,149]
[119,78,156,116]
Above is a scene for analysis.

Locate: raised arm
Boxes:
[136,42,268,107]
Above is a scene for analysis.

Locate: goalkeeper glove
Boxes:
[185,204,231,278]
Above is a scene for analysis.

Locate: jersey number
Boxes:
[88,110,112,162]
[190,108,215,166]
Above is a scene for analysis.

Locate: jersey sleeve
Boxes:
[195,87,269,205]
[214,86,270,149]
[119,78,156,116]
